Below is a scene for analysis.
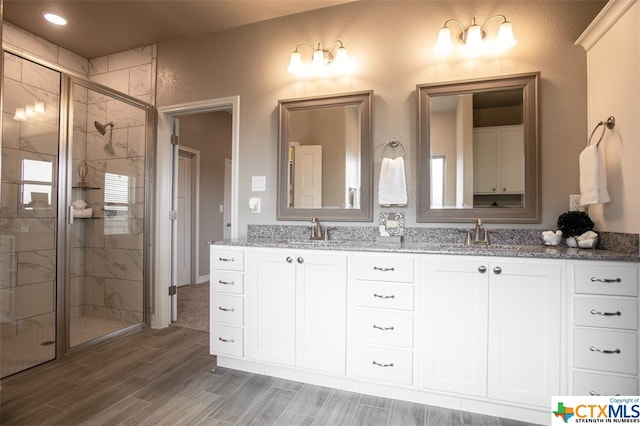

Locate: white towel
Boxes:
[579,145,610,207]
[73,207,93,218]
[378,157,407,206]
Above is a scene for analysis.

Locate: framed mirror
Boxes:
[417,72,540,223]
[277,90,373,221]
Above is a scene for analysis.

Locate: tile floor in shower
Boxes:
[0,316,135,378]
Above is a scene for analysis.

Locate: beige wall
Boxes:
[156,1,607,232]
[178,112,232,276]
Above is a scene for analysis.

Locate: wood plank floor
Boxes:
[0,327,541,425]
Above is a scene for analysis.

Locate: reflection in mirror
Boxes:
[417,73,540,223]
[278,91,373,221]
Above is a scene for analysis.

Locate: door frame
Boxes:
[177,147,200,287]
[154,96,239,328]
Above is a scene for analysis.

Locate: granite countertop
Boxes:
[209,238,640,262]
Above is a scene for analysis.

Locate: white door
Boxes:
[422,256,489,396]
[177,154,192,286]
[296,252,348,374]
[293,145,322,208]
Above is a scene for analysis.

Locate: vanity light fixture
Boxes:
[43,11,68,26]
[435,15,516,56]
[14,101,46,121]
[287,40,350,76]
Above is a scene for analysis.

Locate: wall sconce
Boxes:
[435,15,516,56]
[287,40,350,76]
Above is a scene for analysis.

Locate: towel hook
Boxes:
[383,138,406,158]
[587,116,615,147]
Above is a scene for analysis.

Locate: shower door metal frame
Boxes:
[1,45,155,361]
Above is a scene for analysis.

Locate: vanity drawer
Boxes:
[210,271,244,294]
[573,370,638,396]
[574,296,637,330]
[211,294,244,326]
[210,324,244,357]
[354,344,413,385]
[211,248,245,271]
[355,309,414,348]
[574,328,637,374]
[355,255,414,283]
[573,264,638,296]
[355,283,414,311]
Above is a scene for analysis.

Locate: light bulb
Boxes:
[312,48,325,69]
[465,23,484,52]
[14,108,27,121]
[34,101,46,114]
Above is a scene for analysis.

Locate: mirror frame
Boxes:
[416,72,541,223]
[277,90,373,221]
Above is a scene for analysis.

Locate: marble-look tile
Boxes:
[85,159,107,188]
[73,84,89,103]
[104,278,143,311]
[86,305,142,323]
[108,99,147,128]
[88,57,109,76]
[58,47,90,76]
[3,51,22,81]
[127,125,147,157]
[129,64,152,97]
[108,46,154,71]
[90,69,130,95]
[70,246,85,277]
[0,322,18,338]
[2,112,21,149]
[13,220,56,252]
[126,249,144,282]
[84,247,127,279]
[2,23,58,65]
[22,59,61,94]
[70,276,85,308]
[16,311,55,334]
[72,130,88,161]
[1,183,19,218]
[20,120,60,156]
[106,157,145,184]
[105,219,144,250]
[13,280,54,319]
[84,276,106,307]
[84,219,107,248]
[1,146,57,184]
[73,100,88,133]
[17,249,56,286]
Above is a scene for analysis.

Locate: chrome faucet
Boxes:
[465,218,490,246]
[310,217,325,240]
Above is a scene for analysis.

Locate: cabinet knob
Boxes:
[286,256,293,263]
[493,266,502,275]
[478,266,487,273]
[297,257,304,264]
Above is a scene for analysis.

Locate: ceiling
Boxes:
[2,0,356,59]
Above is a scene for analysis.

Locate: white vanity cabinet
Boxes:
[421,256,562,408]
[568,261,639,396]
[209,246,246,358]
[353,253,417,386]
[247,248,348,375]
[473,125,524,195]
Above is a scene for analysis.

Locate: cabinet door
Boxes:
[248,250,296,365]
[473,130,499,194]
[487,260,562,407]
[422,257,489,396]
[499,127,524,193]
[296,252,347,374]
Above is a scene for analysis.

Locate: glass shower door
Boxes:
[1,52,61,377]
[68,81,147,347]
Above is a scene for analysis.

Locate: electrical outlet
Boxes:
[569,194,582,211]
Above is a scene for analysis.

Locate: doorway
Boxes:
[154,97,239,329]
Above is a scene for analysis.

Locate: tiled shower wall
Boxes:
[2,22,156,332]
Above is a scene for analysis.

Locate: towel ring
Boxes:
[383,139,406,158]
[587,116,615,147]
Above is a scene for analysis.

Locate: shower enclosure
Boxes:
[1,51,153,378]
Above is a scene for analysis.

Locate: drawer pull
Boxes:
[219,257,235,262]
[590,277,622,283]
[218,306,235,312]
[372,324,395,331]
[218,337,235,343]
[218,280,235,285]
[590,390,621,396]
[589,345,621,354]
[590,309,621,317]
[373,293,395,299]
[286,256,293,263]
[372,360,394,368]
[373,266,395,272]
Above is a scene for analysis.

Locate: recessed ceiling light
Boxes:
[43,11,68,26]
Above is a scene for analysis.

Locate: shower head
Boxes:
[94,121,114,135]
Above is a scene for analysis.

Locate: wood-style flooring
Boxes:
[0,327,540,426]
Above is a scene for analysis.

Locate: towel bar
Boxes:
[587,116,615,147]
[383,138,406,158]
